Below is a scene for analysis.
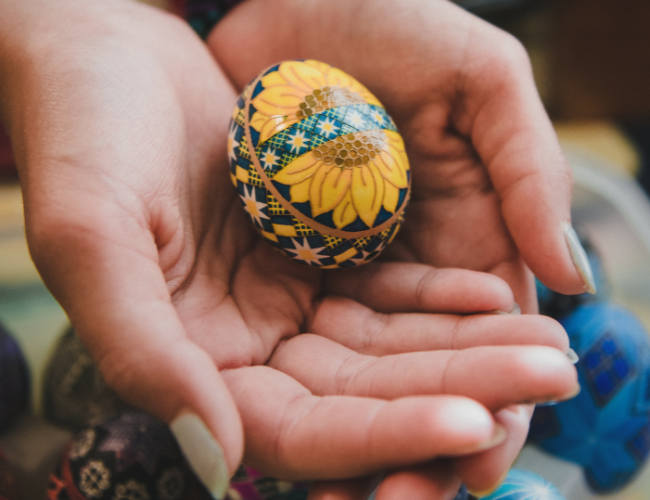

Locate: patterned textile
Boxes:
[0,321,30,434]
[229,60,409,268]
[170,0,245,39]
[42,327,129,430]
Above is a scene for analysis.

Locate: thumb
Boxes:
[465,28,595,296]
[25,192,242,500]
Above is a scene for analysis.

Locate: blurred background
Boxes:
[3,1,650,499]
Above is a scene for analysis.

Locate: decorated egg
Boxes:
[47,410,310,500]
[42,326,128,430]
[476,469,565,500]
[47,411,213,500]
[228,60,410,268]
[0,320,30,433]
[529,303,650,493]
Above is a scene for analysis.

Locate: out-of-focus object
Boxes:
[0,448,21,500]
[476,469,565,499]
[47,411,213,500]
[227,465,308,500]
[47,411,311,500]
[42,327,128,431]
[529,303,650,493]
[551,0,650,120]
[0,321,29,434]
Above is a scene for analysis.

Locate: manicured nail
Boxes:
[467,470,508,498]
[170,412,229,500]
[453,423,508,455]
[535,384,581,407]
[567,347,579,364]
[488,303,521,315]
[563,222,596,294]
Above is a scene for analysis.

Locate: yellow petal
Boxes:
[383,181,400,214]
[253,85,305,113]
[273,154,320,185]
[279,60,328,94]
[374,131,410,189]
[250,113,291,143]
[290,181,311,203]
[351,162,384,227]
[322,66,383,106]
[333,190,358,229]
[310,164,352,216]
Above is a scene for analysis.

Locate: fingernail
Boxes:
[563,222,596,295]
[567,347,579,364]
[467,470,508,498]
[453,423,508,455]
[535,383,582,407]
[170,411,229,500]
[488,303,521,315]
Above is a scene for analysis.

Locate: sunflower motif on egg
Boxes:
[228,60,410,268]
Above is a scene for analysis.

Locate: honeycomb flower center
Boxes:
[312,130,386,169]
[296,86,367,119]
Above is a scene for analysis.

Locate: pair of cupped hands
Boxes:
[0,0,587,498]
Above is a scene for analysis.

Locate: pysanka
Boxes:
[228,60,410,268]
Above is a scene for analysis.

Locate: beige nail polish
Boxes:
[488,303,521,315]
[170,412,230,500]
[467,470,509,498]
[563,222,597,295]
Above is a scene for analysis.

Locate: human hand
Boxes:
[0,0,578,498]
[207,0,586,496]
[209,0,594,313]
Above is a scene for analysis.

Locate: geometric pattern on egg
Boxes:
[228,60,410,268]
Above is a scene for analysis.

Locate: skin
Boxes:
[0,0,580,498]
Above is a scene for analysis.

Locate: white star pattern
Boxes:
[286,130,310,154]
[241,185,269,227]
[349,249,375,266]
[227,123,240,164]
[316,117,339,137]
[261,147,280,170]
[346,110,364,128]
[372,111,385,125]
[287,238,328,265]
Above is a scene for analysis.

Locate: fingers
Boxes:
[25,203,243,496]
[455,405,534,495]
[307,477,380,500]
[269,334,578,412]
[324,262,515,314]
[222,365,504,480]
[308,296,570,356]
[459,25,586,295]
[375,461,462,500]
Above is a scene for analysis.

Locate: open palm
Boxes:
[1,0,579,498]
